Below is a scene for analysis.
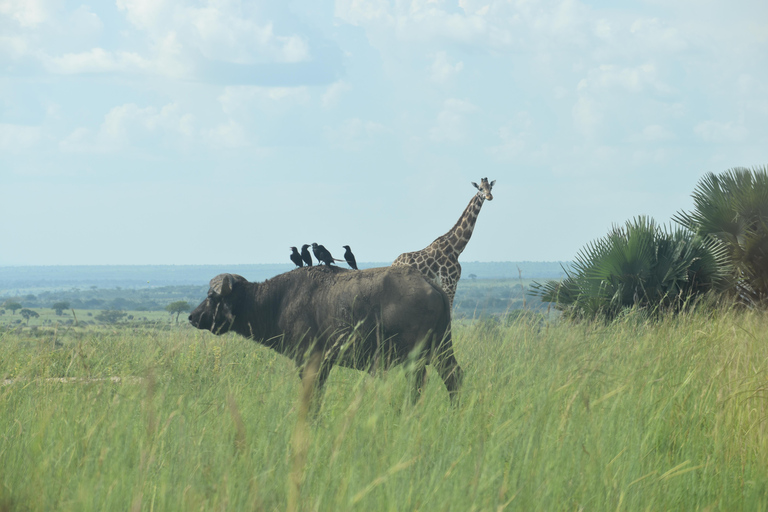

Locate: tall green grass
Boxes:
[1,308,767,510]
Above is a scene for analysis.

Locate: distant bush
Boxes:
[20,309,39,324]
[52,301,70,316]
[95,310,128,324]
[165,301,192,324]
[3,301,22,315]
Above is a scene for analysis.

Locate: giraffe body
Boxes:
[392,178,495,309]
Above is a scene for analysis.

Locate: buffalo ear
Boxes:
[210,274,234,296]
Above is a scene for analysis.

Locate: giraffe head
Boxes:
[471,177,496,201]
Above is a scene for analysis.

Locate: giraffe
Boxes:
[392,177,495,309]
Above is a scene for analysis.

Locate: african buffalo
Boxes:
[189,265,462,404]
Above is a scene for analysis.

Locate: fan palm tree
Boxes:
[531,216,728,321]
[673,166,768,306]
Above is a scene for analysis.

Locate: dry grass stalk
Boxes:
[287,352,320,512]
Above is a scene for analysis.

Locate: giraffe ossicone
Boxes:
[392,178,495,310]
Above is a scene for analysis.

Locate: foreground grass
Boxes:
[1,308,767,511]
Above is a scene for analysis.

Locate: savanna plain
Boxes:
[1,305,768,511]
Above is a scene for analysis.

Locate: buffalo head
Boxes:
[189,273,247,334]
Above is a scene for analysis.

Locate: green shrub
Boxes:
[674,166,768,306]
[531,216,727,321]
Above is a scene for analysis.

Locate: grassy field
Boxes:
[1,307,767,511]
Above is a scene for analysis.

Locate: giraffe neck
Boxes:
[430,193,485,258]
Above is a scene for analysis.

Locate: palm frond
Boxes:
[533,215,727,321]
[674,166,768,305]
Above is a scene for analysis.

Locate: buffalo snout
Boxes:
[188,304,206,329]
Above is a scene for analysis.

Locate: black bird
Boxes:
[300,244,313,266]
[290,247,303,268]
[311,243,337,266]
[343,245,358,270]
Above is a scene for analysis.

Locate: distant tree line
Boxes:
[0,285,207,313]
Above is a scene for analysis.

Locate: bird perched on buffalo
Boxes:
[300,244,313,266]
[311,243,338,266]
[290,247,303,268]
[343,245,358,270]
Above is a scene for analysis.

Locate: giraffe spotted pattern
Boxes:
[392,178,495,310]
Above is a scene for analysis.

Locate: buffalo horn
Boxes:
[210,274,234,296]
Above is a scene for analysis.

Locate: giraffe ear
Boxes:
[471,182,479,190]
[490,180,496,187]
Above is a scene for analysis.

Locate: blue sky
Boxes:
[1,0,766,266]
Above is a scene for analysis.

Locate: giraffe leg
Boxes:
[441,274,457,312]
[446,289,456,311]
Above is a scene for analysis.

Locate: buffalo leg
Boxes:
[434,346,463,405]
[408,359,427,404]
[297,352,333,415]
[313,361,333,402]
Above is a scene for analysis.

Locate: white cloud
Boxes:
[116,0,310,65]
[321,80,351,109]
[0,2,313,81]
[638,124,676,142]
[429,51,464,84]
[336,0,495,46]
[58,127,102,154]
[183,7,309,63]
[60,103,195,153]
[0,33,31,59]
[0,0,55,27]
[694,120,749,143]
[45,48,152,74]
[150,32,191,78]
[488,112,534,160]
[571,96,602,138]
[593,18,612,39]
[429,98,477,143]
[629,17,687,53]
[545,0,590,41]
[553,86,569,99]
[489,126,526,159]
[114,0,172,30]
[68,5,104,36]
[334,0,394,26]
[458,0,491,17]
[206,120,251,149]
[324,118,387,150]
[570,61,680,140]
[0,123,42,151]
[578,63,674,95]
[218,86,311,116]
[102,103,190,140]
